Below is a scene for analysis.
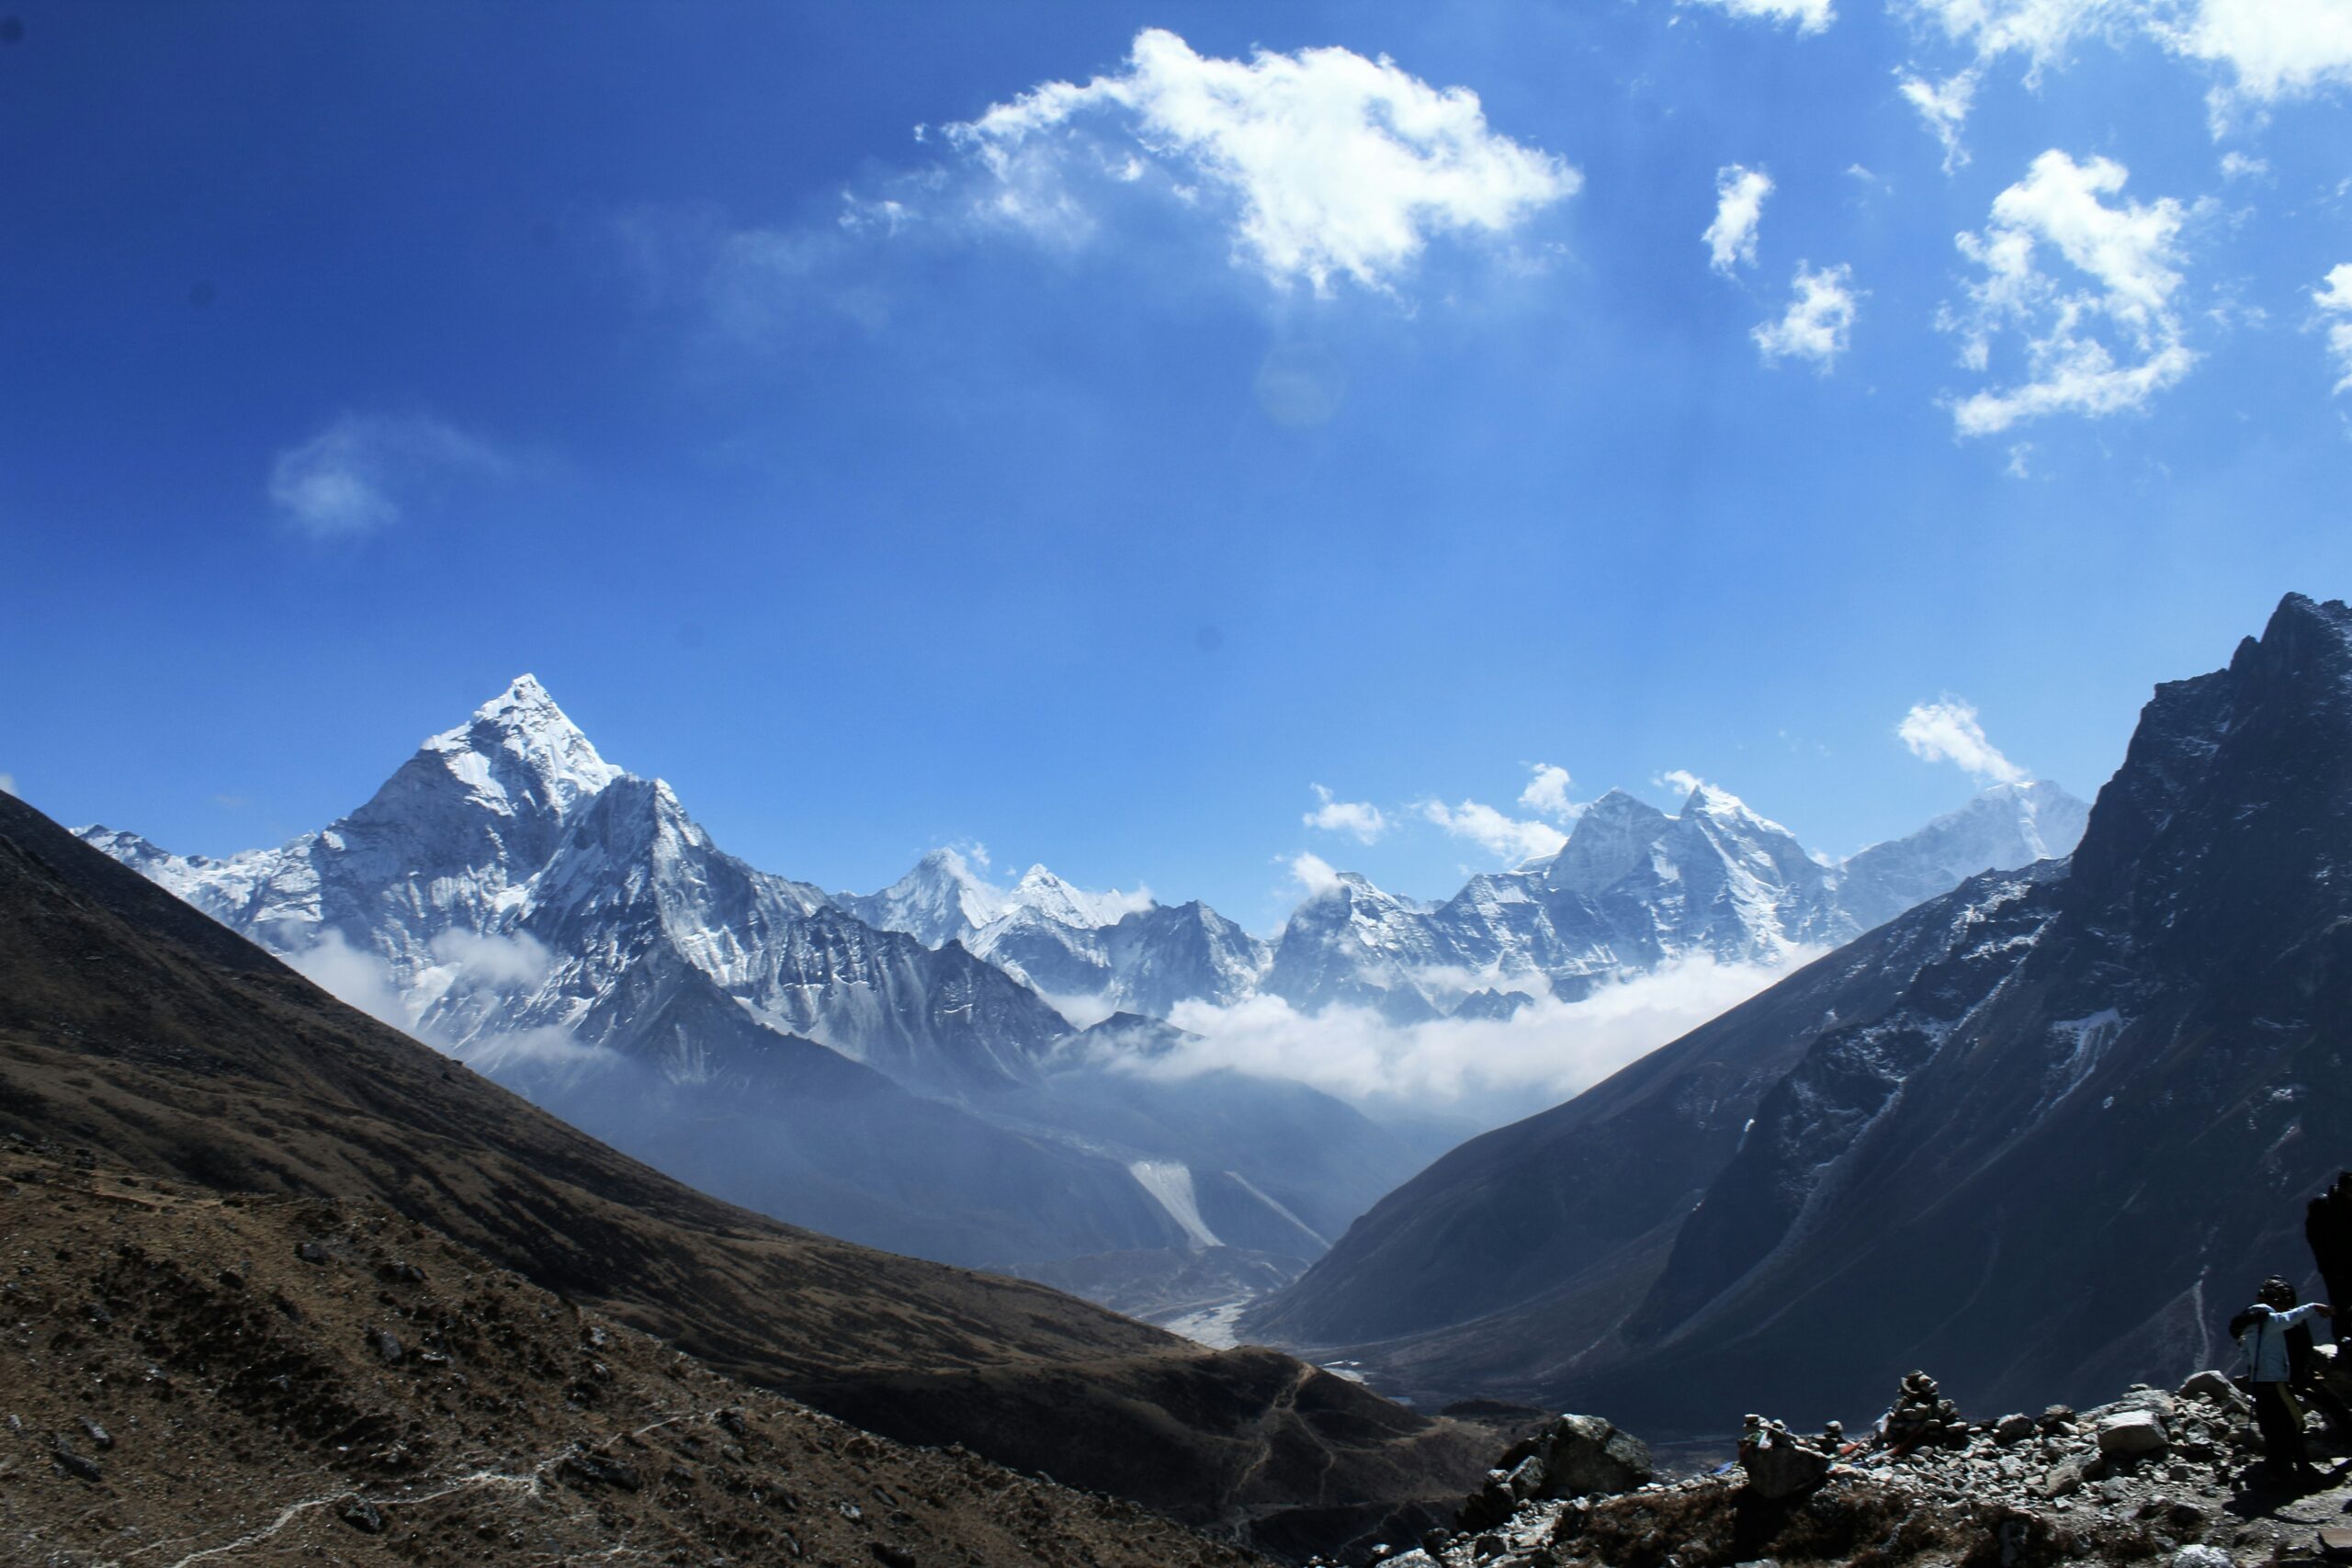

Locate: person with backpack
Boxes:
[2232,1281,2337,1489]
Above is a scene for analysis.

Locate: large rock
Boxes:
[1509,1414,1652,1498]
[2096,1410,2168,1458]
[1464,1412,1652,1527]
[1737,1416,1831,1500]
[2176,1370,2250,1416]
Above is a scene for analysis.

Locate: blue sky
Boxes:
[5,0,2350,931]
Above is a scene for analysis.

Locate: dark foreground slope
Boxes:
[0,790,1487,1555]
[1251,592,2352,1437]
[0,1144,1263,1568]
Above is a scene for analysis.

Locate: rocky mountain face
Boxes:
[848,778,2086,1029]
[0,788,1495,1558]
[74,679,1411,1274]
[1246,592,2352,1439]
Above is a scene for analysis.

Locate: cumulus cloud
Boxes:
[2315,264,2352,393]
[2218,151,2269,181]
[1704,164,1775,275]
[267,413,505,538]
[1898,68,1978,170]
[1519,762,1579,820]
[2165,0,2352,124]
[1754,262,1860,367]
[1130,950,1812,1124]
[1898,697,2030,784]
[1289,851,1345,899]
[1684,0,1838,34]
[1420,797,1570,865]
[1941,150,2195,435]
[1304,784,1391,843]
[1895,1,2352,136]
[943,28,1581,293]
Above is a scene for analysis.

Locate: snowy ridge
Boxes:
[836,775,2088,1028]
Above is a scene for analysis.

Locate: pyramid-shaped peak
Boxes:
[405,674,623,821]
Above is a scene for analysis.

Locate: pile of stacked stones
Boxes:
[1883,1369,1973,1450]
[1352,1367,2322,1568]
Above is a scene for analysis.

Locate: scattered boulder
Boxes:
[2176,1370,2240,1407]
[1456,1413,1650,1531]
[1995,1412,2039,1444]
[2097,1410,2169,1458]
[1737,1416,1831,1500]
[339,1495,384,1534]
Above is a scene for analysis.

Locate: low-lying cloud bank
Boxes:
[1126,950,1817,1128]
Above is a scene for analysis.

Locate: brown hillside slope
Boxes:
[0,1144,1265,1568]
[0,791,1487,1555]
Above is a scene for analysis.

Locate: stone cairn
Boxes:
[1884,1369,1972,1449]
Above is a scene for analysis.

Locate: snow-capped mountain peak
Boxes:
[840,847,1009,947]
[352,673,620,842]
[1007,863,1152,931]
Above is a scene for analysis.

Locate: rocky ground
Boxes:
[0,1143,1270,1568]
[1345,1367,2352,1568]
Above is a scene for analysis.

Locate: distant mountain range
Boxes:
[0,786,1488,1558]
[1244,592,2352,1439]
[77,675,2083,1289]
[840,775,2086,1028]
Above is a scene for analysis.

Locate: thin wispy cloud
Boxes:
[1303,784,1391,843]
[0,773,17,797]
[1683,0,1838,35]
[1898,697,2030,784]
[941,28,1582,294]
[1942,150,2195,435]
[1704,164,1774,275]
[1897,68,1977,171]
[267,413,506,538]
[1754,262,1860,367]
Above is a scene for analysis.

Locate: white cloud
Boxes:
[2165,0,2352,123]
[1894,1,2352,136]
[267,413,505,538]
[1134,950,1812,1124]
[286,930,421,1032]
[2006,441,2035,477]
[1704,164,1775,274]
[1420,797,1569,865]
[1656,768,1707,799]
[1898,68,1978,171]
[1942,150,2195,435]
[2315,264,2352,393]
[0,773,16,796]
[1753,262,1860,367]
[1684,0,1838,33]
[1303,784,1391,843]
[1518,762,1579,820]
[1898,697,2030,784]
[427,928,555,989]
[1288,851,1345,899]
[944,28,1581,293]
[2218,151,2269,181]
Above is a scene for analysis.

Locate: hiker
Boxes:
[2233,1281,2337,1488]
[2257,1276,2352,1440]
